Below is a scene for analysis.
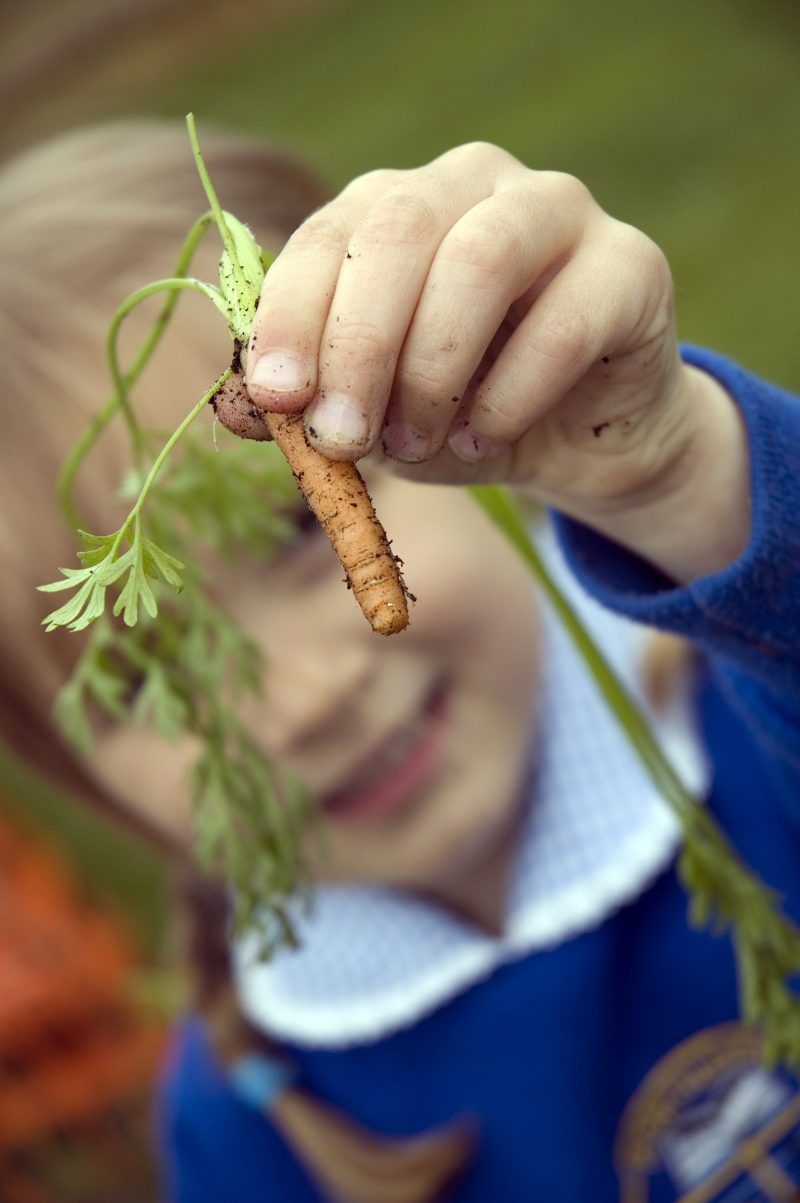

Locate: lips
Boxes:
[321,680,449,823]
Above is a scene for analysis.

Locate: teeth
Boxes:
[339,715,428,797]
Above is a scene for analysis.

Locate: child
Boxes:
[1,125,799,1203]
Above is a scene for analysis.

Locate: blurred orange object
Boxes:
[0,811,166,1201]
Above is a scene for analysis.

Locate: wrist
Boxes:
[557,364,752,584]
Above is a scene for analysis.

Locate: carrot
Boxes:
[213,372,410,636]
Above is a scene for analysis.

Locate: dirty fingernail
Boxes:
[448,427,499,463]
[306,392,369,448]
[249,350,310,394]
[382,424,433,463]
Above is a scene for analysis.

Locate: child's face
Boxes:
[218,474,541,893]
[78,283,540,901]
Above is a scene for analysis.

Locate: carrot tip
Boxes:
[370,603,410,636]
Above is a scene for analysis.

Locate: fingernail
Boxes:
[382,424,433,463]
[448,427,499,463]
[249,350,310,394]
[305,391,369,448]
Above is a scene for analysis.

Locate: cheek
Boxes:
[391,493,539,682]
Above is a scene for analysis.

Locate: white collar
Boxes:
[235,521,708,1048]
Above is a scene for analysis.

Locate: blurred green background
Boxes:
[2,0,799,944]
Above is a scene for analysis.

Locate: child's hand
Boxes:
[247,143,750,583]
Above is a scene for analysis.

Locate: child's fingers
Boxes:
[247,145,657,485]
[300,164,509,460]
[447,224,673,468]
[380,181,587,462]
[248,144,529,453]
[246,207,351,413]
[247,160,467,423]
[300,185,457,458]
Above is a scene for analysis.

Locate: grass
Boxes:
[147,0,800,383]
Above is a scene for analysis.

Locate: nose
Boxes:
[262,637,377,756]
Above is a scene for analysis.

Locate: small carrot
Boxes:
[213,372,410,636]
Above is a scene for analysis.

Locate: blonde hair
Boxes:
[0,118,326,844]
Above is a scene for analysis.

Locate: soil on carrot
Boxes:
[213,370,411,635]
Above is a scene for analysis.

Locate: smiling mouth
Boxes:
[321,680,449,824]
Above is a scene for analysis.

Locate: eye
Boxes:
[284,502,320,541]
[275,500,323,554]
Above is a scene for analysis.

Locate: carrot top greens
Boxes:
[41,115,309,954]
[40,116,800,1064]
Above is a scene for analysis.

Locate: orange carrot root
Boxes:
[213,374,410,636]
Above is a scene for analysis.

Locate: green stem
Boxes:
[106,277,224,453]
[471,485,694,821]
[108,367,233,560]
[186,113,248,300]
[471,484,800,1062]
[58,214,217,529]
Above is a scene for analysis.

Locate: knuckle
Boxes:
[541,170,594,210]
[610,220,665,269]
[609,221,674,307]
[639,233,673,295]
[442,215,521,279]
[534,309,594,365]
[440,140,515,170]
[329,319,390,360]
[285,211,349,256]
[354,191,438,248]
[341,167,403,200]
[398,353,459,401]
